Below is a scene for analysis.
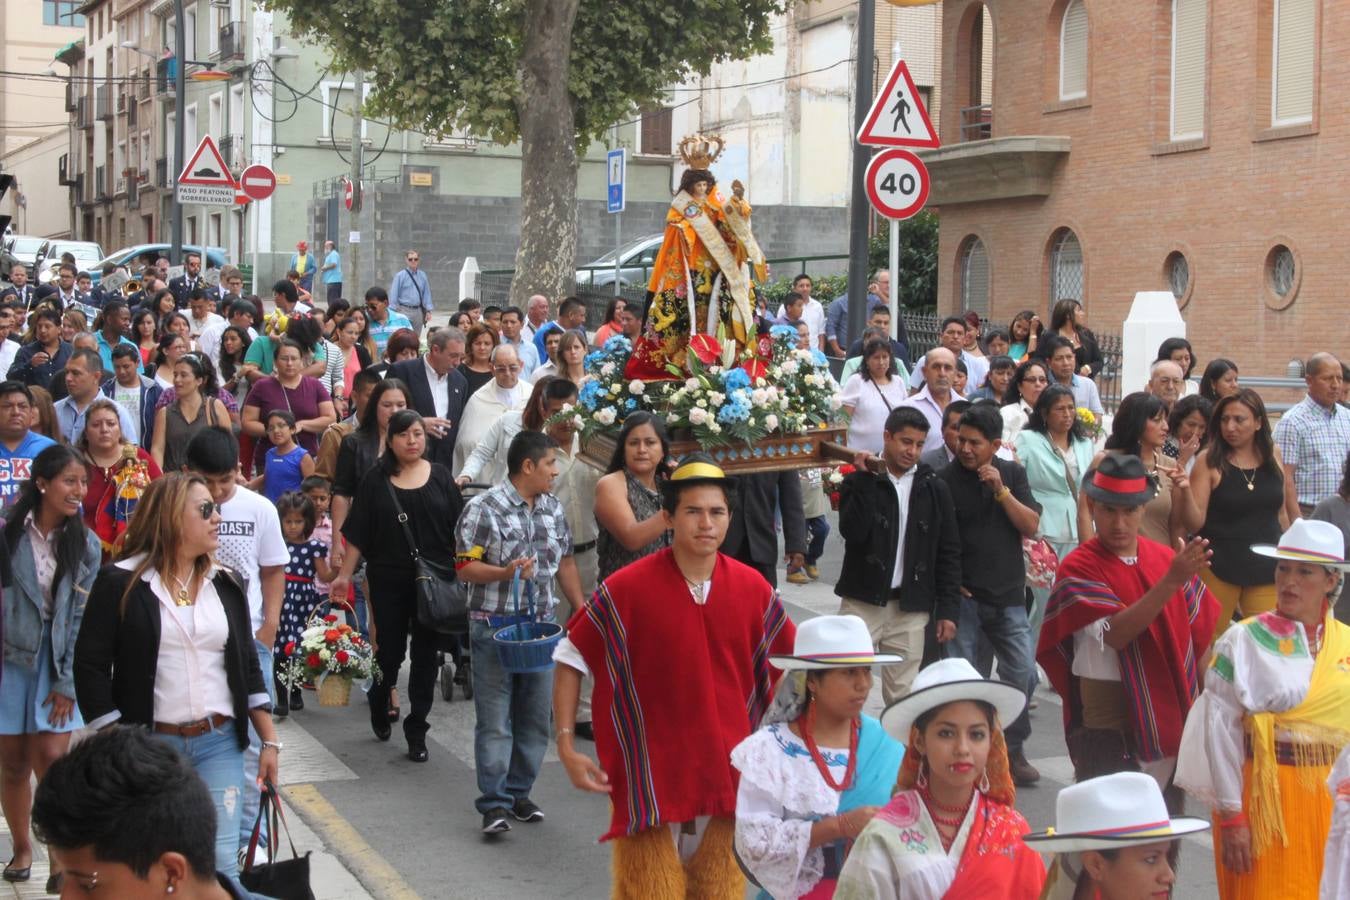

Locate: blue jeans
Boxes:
[152,722,245,876]
[945,599,1034,756]
[470,617,553,814]
[238,639,273,856]
[805,515,831,565]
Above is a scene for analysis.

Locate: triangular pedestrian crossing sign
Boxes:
[857,59,940,149]
[177,135,234,186]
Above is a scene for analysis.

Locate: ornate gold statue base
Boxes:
[579,426,850,475]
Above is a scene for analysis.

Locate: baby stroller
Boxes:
[437,482,493,701]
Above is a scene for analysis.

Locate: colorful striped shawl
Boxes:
[1038,537,1220,762]
[568,549,795,841]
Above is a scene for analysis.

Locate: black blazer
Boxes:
[387,357,468,468]
[168,274,203,309]
[720,471,807,565]
[834,463,962,619]
[74,563,268,750]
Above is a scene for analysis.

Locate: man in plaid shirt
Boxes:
[456,430,585,835]
[1274,352,1350,515]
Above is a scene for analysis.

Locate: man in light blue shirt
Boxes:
[389,249,433,334]
[92,300,137,373]
[321,240,343,304]
[498,306,540,378]
[364,287,413,359]
[54,349,141,446]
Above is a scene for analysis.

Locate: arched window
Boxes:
[959,237,990,316]
[1060,0,1089,101]
[1170,0,1207,140]
[1272,0,1315,125]
[1049,229,1084,305]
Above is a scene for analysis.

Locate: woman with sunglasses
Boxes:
[1000,359,1051,446]
[74,473,280,878]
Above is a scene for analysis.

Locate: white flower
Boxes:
[696,398,708,409]
[755,377,767,388]
[803,373,819,388]
[666,413,680,425]
[779,397,790,409]
[769,366,782,380]
[594,407,617,425]
[708,421,722,434]
[829,395,843,410]
[765,414,779,431]
[571,415,584,429]
[628,379,645,395]
[751,389,769,407]
[601,363,615,377]
[685,378,700,391]
[781,359,800,376]
[689,406,709,426]
[709,391,726,406]
[829,471,844,485]
[319,649,332,661]
[794,349,814,362]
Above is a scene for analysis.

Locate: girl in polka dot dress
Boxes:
[273,491,335,715]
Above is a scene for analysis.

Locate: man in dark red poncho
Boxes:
[552,454,796,899]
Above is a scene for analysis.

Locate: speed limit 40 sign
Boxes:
[865,148,931,220]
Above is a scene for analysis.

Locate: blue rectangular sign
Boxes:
[606,147,626,214]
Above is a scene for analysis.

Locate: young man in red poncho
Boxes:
[1037,454,1219,813]
[552,454,796,899]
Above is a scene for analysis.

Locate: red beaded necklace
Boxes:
[799,705,860,792]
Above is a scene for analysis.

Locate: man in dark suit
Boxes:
[387,326,468,469]
[720,471,807,588]
[167,252,203,308]
[919,400,970,473]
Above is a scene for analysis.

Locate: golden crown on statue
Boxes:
[678,133,726,170]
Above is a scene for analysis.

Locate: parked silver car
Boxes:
[575,233,664,289]
[1,234,45,279]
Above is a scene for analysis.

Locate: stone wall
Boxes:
[305,185,848,307]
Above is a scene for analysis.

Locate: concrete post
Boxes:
[459,256,480,302]
[1123,291,1185,396]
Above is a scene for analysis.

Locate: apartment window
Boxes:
[1049,228,1084,305]
[637,107,673,156]
[959,236,990,316]
[208,93,223,140]
[1272,0,1315,125]
[45,0,84,26]
[1059,0,1089,101]
[1170,0,1207,141]
[319,81,372,140]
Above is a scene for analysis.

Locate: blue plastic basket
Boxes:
[492,571,562,674]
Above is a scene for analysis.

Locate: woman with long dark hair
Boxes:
[1199,358,1240,403]
[593,297,627,347]
[1085,392,1189,547]
[1164,393,1214,472]
[132,308,158,367]
[1049,298,1103,379]
[840,339,906,455]
[1155,337,1197,396]
[0,445,101,889]
[1008,310,1042,362]
[150,353,232,474]
[216,325,252,409]
[594,411,673,583]
[146,333,188,390]
[1181,389,1299,643]
[331,410,464,760]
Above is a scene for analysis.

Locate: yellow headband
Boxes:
[671,461,727,482]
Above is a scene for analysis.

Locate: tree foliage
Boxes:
[868,211,939,312]
[264,0,786,148]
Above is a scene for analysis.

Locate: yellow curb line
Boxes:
[280,783,420,900]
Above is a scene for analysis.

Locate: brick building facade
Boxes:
[922,0,1337,378]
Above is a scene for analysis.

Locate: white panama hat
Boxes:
[768,615,904,671]
[1250,518,1350,568]
[1022,772,1210,853]
[878,657,1026,741]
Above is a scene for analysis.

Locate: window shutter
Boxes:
[961,239,990,316]
[1171,0,1207,140]
[640,107,672,156]
[1060,0,1089,100]
[1274,0,1315,124]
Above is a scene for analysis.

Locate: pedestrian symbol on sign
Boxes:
[890,92,911,135]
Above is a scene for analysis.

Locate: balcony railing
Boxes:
[156,57,177,96]
[219,21,245,62]
[960,104,993,142]
[73,178,86,206]
[76,96,92,129]
[128,172,139,207]
[96,85,113,121]
[155,157,167,187]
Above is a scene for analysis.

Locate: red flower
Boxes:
[283,641,296,656]
[335,650,350,665]
[324,629,341,643]
[323,614,339,624]
[688,334,723,366]
[838,464,857,476]
[740,358,768,382]
[306,653,322,669]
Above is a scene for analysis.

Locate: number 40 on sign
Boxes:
[865,148,931,221]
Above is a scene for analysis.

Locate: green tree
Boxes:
[264,0,786,308]
[867,210,938,312]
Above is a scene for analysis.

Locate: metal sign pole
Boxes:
[846,0,876,350]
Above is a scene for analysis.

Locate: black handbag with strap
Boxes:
[385,477,468,634]
[239,782,314,900]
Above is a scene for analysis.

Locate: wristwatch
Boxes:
[261,740,284,753]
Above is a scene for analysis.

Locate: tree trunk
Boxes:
[509,0,581,312]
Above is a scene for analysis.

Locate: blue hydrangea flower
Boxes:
[769,325,798,341]
[579,380,604,409]
[602,335,633,355]
[722,368,751,391]
[810,349,829,367]
[584,351,604,370]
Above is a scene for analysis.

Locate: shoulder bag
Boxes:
[239,781,314,900]
[385,476,468,634]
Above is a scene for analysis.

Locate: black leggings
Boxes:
[367,568,438,741]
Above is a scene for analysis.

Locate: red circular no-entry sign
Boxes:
[240,164,277,202]
[865,148,931,220]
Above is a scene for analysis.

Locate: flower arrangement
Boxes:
[559,330,841,447]
[827,463,855,511]
[282,614,379,686]
[1076,407,1102,439]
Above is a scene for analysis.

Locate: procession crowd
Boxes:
[0,243,1345,900]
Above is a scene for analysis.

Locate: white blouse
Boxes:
[840,374,908,455]
[1321,745,1350,900]
[731,723,851,900]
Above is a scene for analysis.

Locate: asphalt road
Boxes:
[276,507,1223,899]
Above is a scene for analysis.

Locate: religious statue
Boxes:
[625,134,767,379]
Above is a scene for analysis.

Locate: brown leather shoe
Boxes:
[1009,751,1041,786]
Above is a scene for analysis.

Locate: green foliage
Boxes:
[867,211,939,312]
[759,273,849,308]
[263,0,787,148]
